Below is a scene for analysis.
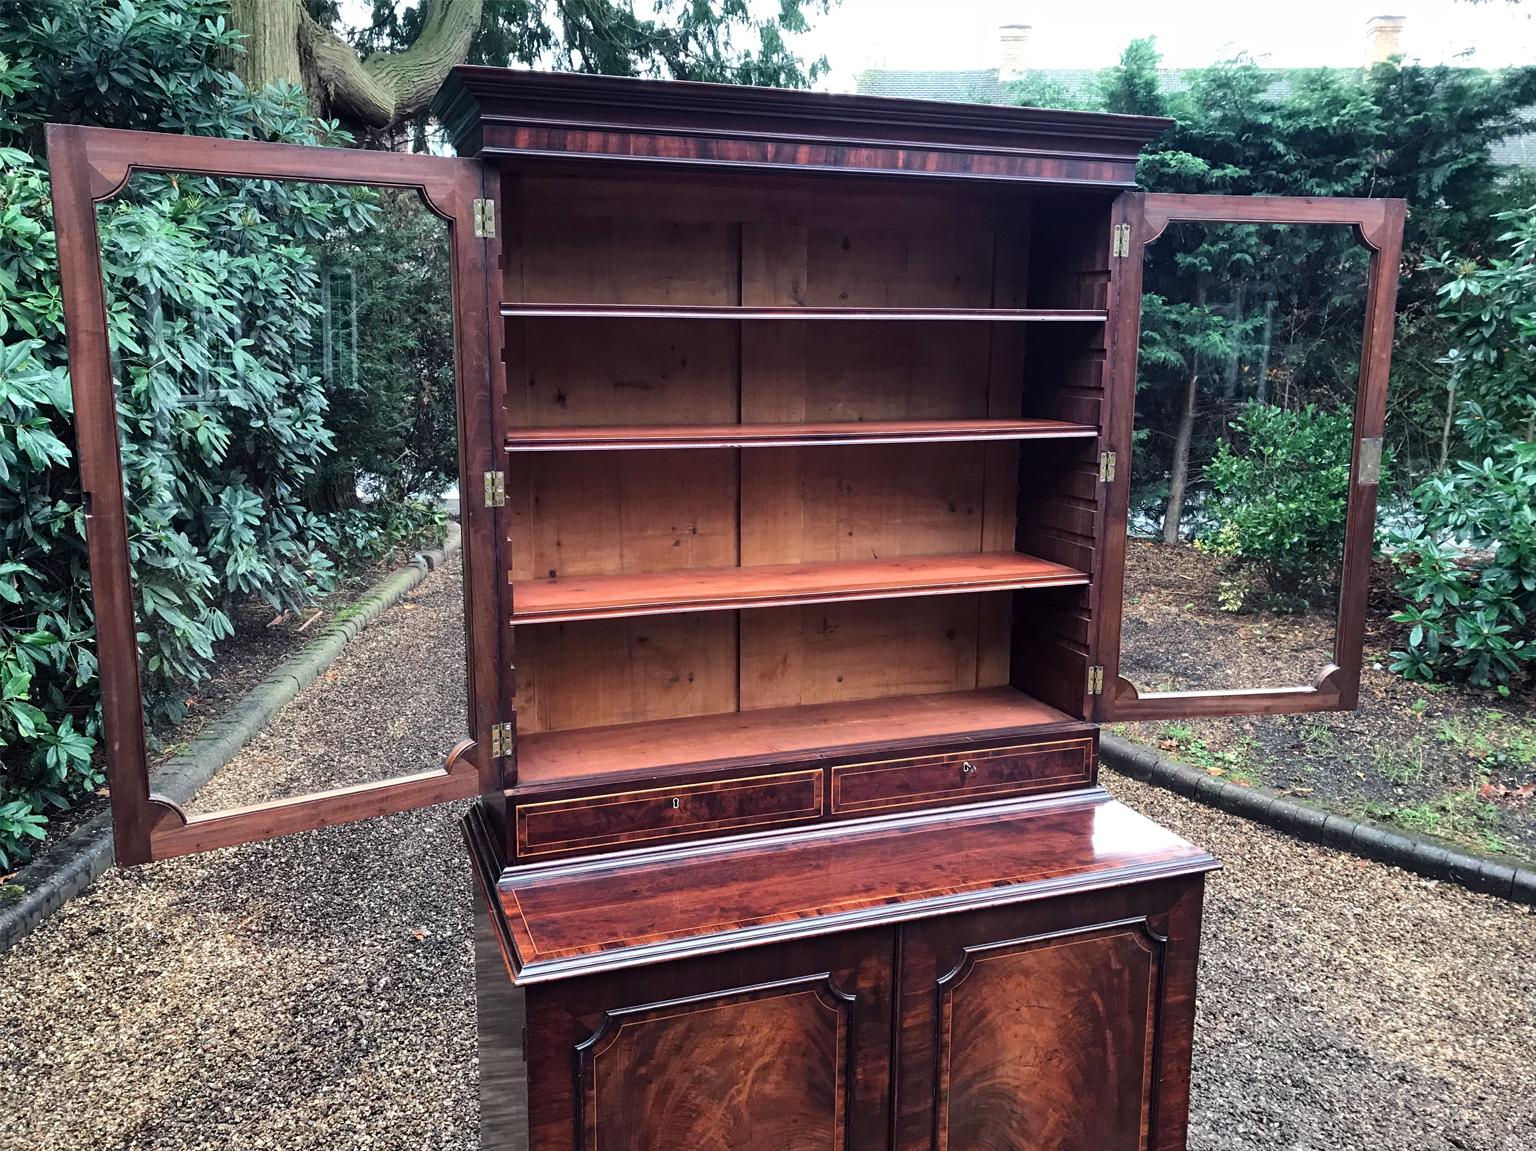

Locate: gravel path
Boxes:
[3,556,1534,1150]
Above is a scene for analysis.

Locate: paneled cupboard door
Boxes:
[47,125,506,864]
[1096,193,1406,721]
[522,928,895,1151]
[894,878,1206,1151]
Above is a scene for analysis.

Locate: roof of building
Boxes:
[857,68,1010,104]
[856,66,1303,105]
[855,66,1535,168]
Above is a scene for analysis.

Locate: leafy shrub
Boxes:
[1197,402,1364,610]
[1425,207,1536,459]
[1389,438,1536,692]
[1391,202,1536,693]
[311,191,459,509]
[326,500,449,571]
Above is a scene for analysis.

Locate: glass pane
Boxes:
[1121,220,1370,694]
[94,172,467,815]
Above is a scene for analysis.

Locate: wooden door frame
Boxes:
[46,124,506,864]
[1096,192,1406,722]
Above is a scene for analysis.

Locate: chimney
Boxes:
[1364,15,1406,70]
[999,24,1032,82]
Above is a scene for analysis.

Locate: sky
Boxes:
[334,1,1536,87]
[803,1,1536,90]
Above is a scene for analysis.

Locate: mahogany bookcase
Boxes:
[49,67,1404,1151]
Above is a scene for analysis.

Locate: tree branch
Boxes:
[299,0,482,130]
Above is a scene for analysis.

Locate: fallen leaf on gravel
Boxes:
[1478,781,1535,803]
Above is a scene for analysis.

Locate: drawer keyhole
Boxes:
[961,760,977,775]
[670,797,682,809]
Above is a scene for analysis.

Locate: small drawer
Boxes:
[515,770,824,858]
[830,739,1093,815]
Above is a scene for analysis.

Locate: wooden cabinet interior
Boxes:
[500,168,1114,815]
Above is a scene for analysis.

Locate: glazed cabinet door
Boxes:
[895,877,1206,1151]
[47,125,505,864]
[1096,193,1406,721]
[522,928,893,1151]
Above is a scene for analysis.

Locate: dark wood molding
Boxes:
[434,67,1169,187]
[46,123,473,217]
[45,124,504,864]
[1137,191,1401,252]
[934,915,1164,990]
[1095,190,1406,722]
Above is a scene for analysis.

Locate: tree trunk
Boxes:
[1437,375,1457,471]
[1254,291,1275,405]
[1222,283,1245,400]
[224,0,482,132]
[1163,370,1200,544]
[225,0,305,90]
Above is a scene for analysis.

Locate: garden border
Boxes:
[1101,732,1536,906]
[0,523,462,954]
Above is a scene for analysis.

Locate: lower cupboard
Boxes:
[476,871,1208,1151]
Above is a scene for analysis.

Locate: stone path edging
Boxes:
[1100,731,1536,906]
[0,524,461,953]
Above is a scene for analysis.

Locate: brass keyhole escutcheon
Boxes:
[671,797,681,809]
[961,760,977,775]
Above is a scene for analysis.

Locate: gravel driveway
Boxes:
[3,556,1534,1150]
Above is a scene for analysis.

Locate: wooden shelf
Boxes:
[501,302,1108,322]
[517,686,1080,785]
[505,418,1099,452]
[511,552,1088,624]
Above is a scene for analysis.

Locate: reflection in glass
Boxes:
[95,173,464,813]
[1122,222,1370,693]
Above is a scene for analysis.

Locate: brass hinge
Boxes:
[473,197,496,238]
[1111,222,1131,258]
[1357,437,1383,485]
[490,722,513,759]
[483,470,506,508]
[1087,665,1105,695]
[1098,450,1117,482]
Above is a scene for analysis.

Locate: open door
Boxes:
[48,125,505,863]
[1097,192,1405,722]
